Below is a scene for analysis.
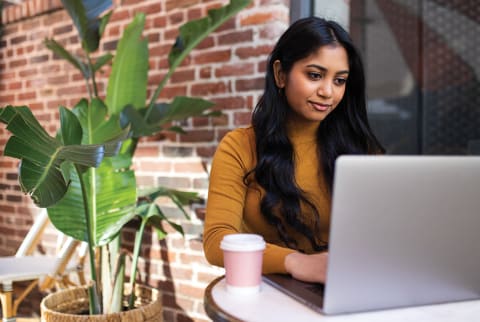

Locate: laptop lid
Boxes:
[323,155,480,314]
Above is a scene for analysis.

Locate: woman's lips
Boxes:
[310,101,331,112]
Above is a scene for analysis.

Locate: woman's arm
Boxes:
[203,129,296,274]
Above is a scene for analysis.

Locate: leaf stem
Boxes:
[128,217,147,309]
[75,165,101,314]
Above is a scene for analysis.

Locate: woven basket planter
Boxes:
[40,284,162,321]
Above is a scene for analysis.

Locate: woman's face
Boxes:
[273,44,349,123]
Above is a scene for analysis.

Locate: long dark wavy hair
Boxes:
[247,17,384,252]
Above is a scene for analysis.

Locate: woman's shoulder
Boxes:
[220,126,255,147]
[216,126,256,162]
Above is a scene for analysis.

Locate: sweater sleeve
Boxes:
[203,129,295,274]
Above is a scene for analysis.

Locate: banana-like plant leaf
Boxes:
[149,0,251,107]
[44,38,89,79]
[92,53,113,72]
[135,203,183,239]
[106,13,148,115]
[99,10,113,38]
[168,0,250,67]
[60,106,82,145]
[165,125,186,135]
[72,98,128,146]
[48,155,137,246]
[137,186,200,221]
[61,0,112,53]
[0,106,122,207]
[120,106,160,138]
[149,96,215,125]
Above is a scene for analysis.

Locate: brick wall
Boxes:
[0,0,290,320]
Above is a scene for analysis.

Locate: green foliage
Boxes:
[0,0,251,315]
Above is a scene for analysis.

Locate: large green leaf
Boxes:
[106,13,148,115]
[0,106,119,207]
[61,0,112,53]
[150,96,216,125]
[148,0,251,110]
[48,155,137,246]
[92,53,113,73]
[44,38,89,79]
[120,96,216,138]
[72,98,128,145]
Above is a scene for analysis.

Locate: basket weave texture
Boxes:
[40,284,162,322]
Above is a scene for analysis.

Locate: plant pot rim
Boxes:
[40,283,162,321]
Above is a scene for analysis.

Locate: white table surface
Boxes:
[207,277,480,322]
[0,256,61,284]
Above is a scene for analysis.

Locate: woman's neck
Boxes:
[286,118,320,144]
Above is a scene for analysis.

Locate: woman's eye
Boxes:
[334,78,347,86]
[308,72,322,80]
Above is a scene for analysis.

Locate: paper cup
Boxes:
[220,234,266,294]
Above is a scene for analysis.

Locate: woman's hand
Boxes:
[284,252,329,283]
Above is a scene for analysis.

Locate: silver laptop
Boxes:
[264,155,480,315]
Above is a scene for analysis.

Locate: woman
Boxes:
[203,16,384,283]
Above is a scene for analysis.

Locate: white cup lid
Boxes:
[220,233,266,252]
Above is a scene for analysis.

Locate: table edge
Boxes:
[204,276,245,322]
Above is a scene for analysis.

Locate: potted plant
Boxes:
[0,0,250,319]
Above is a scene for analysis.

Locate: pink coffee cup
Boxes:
[221,233,266,294]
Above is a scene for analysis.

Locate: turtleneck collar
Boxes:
[286,118,320,145]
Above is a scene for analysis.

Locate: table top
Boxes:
[0,256,61,284]
[204,276,480,322]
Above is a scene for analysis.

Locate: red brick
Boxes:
[187,8,202,20]
[235,44,272,59]
[135,2,162,16]
[7,82,22,90]
[235,77,264,92]
[0,94,13,104]
[30,55,49,64]
[164,27,179,41]
[193,49,231,64]
[9,59,27,68]
[10,35,27,45]
[150,43,171,57]
[216,17,236,33]
[191,81,229,96]
[218,29,253,45]
[169,11,184,25]
[199,66,212,79]
[178,130,214,142]
[166,0,200,11]
[173,162,205,173]
[139,161,172,172]
[176,282,204,298]
[18,92,36,100]
[215,63,255,78]
[210,96,247,110]
[196,36,214,50]
[18,69,38,77]
[234,111,253,125]
[152,16,167,28]
[170,69,195,84]
[134,145,160,157]
[196,146,216,158]
[158,85,187,99]
[241,12,277,25]
[212,114,228,126]
[109,9,130,23]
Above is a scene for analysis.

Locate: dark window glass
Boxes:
[351,0,480,155]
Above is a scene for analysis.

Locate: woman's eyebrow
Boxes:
[306,64,349,75]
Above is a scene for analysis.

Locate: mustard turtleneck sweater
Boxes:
[203,121,331,274]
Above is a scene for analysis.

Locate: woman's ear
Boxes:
[273,60,286,89]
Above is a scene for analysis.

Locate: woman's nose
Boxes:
[317,81,333,98]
